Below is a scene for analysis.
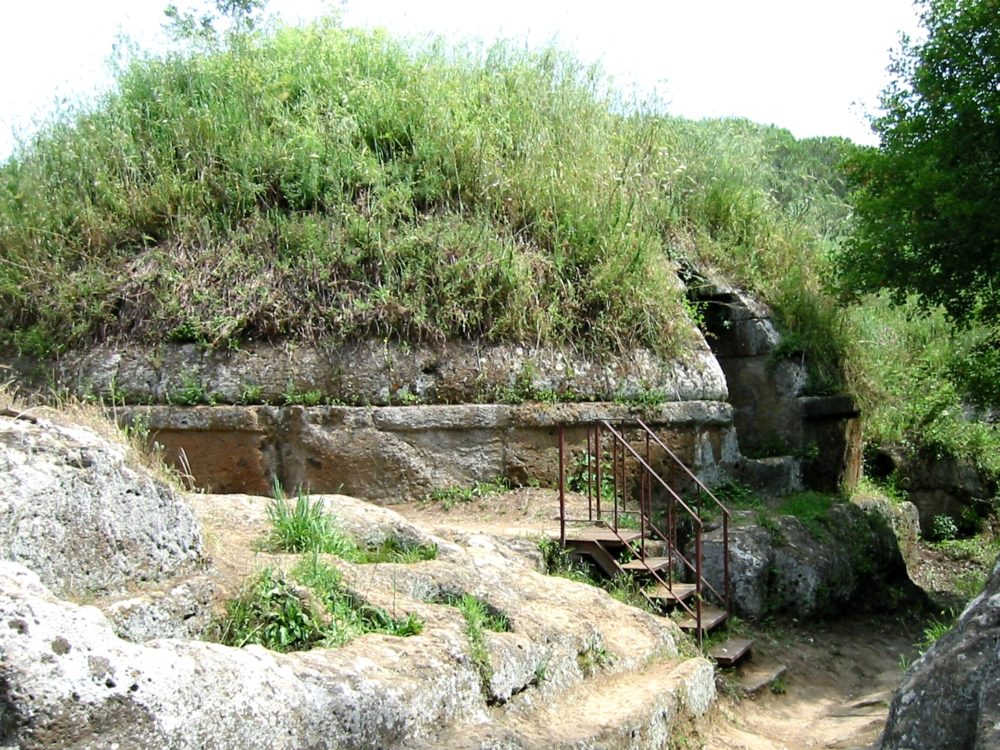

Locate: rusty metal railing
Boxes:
[557,419,733,648]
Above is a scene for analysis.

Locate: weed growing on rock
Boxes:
[915,613,954,657]
[776,491,836,539]
[263,483,438,563]
[362,539,438,564]
[437,593,511,692]
[537,536,591,583]
[576,637,611,676]
[215,560,423,652]
[606,574,656,612]
[262,485,360,557]
[425,477,512,511]
[281,381,324,406]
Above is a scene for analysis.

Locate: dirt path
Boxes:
[691,614,923,750]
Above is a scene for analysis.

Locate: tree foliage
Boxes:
[838,0,1000,326]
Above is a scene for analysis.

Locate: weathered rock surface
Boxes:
[0,497,714,750]
[101,574,216,642]
[0,561,483,750]
[699,502,919,619]
[881,552,1000,750]
[116,401,739,500]
[3,338,728,406]
[0,412,203,597]
[874,445,997,533]
[698,286,862,494]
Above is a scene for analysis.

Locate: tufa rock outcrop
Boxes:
[0,411,203,598]
[698,501,920,620]
[881,552,1000,750]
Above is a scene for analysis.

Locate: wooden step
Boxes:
[737,663,787,696]
[677,605,728,633]
[620,556,673,574]
[561,528,642,545]
[709,637,753,667]
[644,581,697,603]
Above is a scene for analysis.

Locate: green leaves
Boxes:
[840,0,1000,329]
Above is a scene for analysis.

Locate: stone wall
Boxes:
[3,339,727,406]
[120,402,739,503]
[698,288,862,493]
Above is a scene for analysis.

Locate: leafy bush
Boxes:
[845,295,1000,483]
[930,515,959,542]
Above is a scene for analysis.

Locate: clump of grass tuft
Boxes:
[261,484,360,557]
[426,477,512,511]
[438,593,511,691]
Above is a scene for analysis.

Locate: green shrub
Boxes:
[930,515,959,542]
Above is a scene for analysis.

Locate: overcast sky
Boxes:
[0,0,924,159]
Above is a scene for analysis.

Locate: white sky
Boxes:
[0,0,924,160]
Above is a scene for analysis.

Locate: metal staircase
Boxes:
[556,419,751,666]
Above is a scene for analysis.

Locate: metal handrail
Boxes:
[559,418,736,646]
[634,418,732,615]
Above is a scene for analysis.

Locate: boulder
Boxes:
[881,553,1000,750]
[0,520,708,749]
[0,412,203,598]
[698,502,919,619]
[874,446,996,533]
[0,562,484,750]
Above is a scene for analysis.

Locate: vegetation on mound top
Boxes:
[0,6,849,392]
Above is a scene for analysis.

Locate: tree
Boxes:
[838,0,1000,326]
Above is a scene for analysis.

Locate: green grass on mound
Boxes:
[0,14,850,390]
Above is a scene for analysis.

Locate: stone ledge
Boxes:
[3,338,728,406]
[117,402,739,501]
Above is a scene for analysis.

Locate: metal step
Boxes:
[561,528,643,546]
[709,637,753,667]
[644,581,697,603]
[620,556,673,574]
[677,605,728,633]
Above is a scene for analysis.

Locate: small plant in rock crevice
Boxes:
[435,593,511,693]
[213,559,423,652]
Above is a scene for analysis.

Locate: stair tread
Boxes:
[709,637,753,667]
[677,606,728,632]
[561,528,643,544]
[620,556,673,572]
[644,582,697,602]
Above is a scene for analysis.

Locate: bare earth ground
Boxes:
[192,487,975,750]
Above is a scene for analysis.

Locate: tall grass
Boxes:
[0,18,848,374]
[0,24,688,357]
